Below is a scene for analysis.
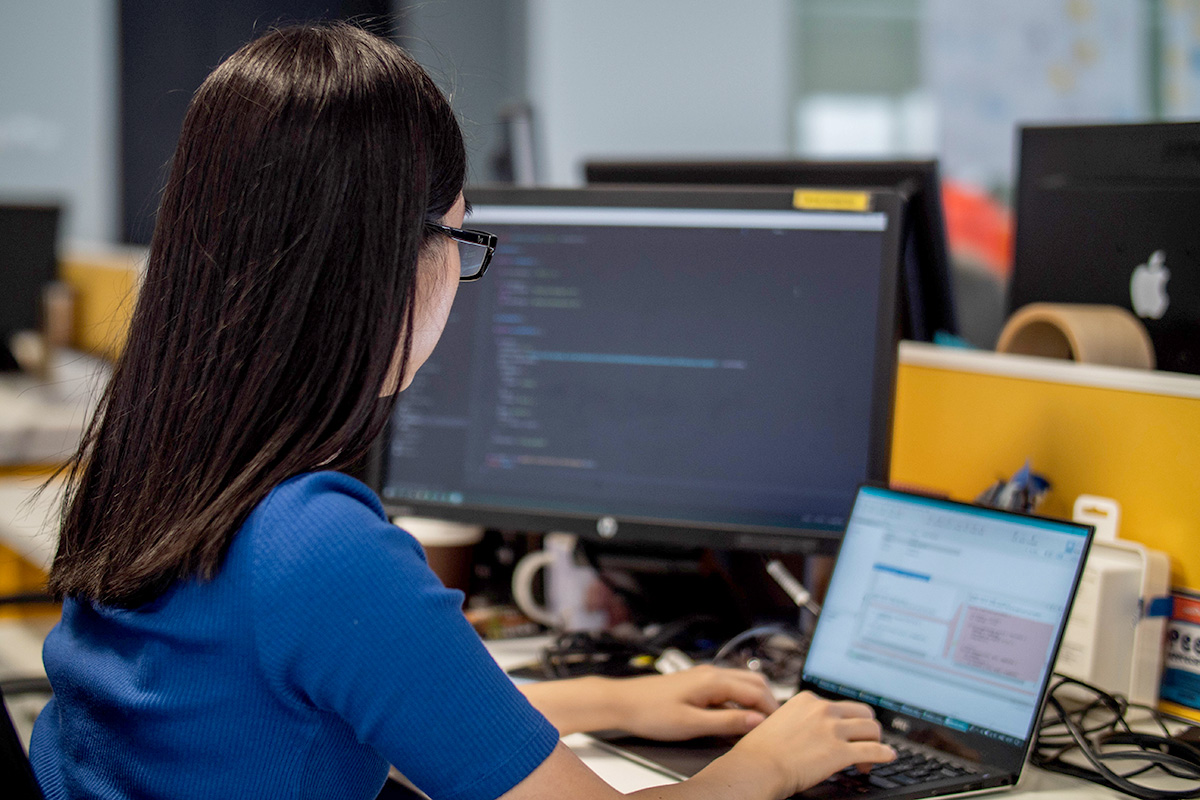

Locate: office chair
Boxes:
[1,682,44,799]
[0,590,54,800]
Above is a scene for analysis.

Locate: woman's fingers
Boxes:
[706,670,780,715]
[853,741,898,769]
[718,689,896,796]
[677,705,768,738]
[826,699,876,719]
[835,716,884,742]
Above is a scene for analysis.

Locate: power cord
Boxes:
[537,616,728,679]
[1033,674,1200,799]
[539,631,657,679]
[710,624,809,685]
[534,613,811,682]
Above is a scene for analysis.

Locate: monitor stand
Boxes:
[580,541,803,655]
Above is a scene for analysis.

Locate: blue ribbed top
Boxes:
[30,471,559,800]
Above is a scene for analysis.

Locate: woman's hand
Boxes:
[605,665,779,741]
[511,681,895,800]
[520,665,777,740]
[701,690,896,798]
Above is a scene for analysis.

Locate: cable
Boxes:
[765,560,821,616]
[538,631,656,679]
[537,618,724,679]
[537,616,806,682]
[710,624,809,685]
[1033,674,1200,800]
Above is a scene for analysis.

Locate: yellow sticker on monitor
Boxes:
[792,190,872,212]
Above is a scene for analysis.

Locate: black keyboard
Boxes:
[822,744,978,794]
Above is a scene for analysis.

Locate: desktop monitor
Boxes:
[584,159,957,344]
[0,204,61,371]
[373,186,905,556]
[1010,122,1200,375]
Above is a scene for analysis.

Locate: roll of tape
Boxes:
[996,303,1155,370]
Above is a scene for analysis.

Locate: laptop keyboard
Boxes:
[823,744,978,793]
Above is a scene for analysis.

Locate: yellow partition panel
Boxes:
[0,542,54,621]
[59,248,143,359]
[891,343,1200,592]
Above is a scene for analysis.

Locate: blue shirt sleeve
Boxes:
[246,472,559,800]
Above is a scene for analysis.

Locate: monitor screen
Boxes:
[584,159,957,344]
[374,186,904,555]
[0,204,60,371]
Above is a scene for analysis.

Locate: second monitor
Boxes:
[585,159,957,344]
[0,204,61,371]
[376,186,905,555]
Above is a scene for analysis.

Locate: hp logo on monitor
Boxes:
[597,517,618,539]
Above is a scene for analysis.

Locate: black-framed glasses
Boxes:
[425,222,497,281]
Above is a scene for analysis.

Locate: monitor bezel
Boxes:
[370,184,906,556]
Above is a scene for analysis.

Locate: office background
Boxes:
[3,0,1200,739]
[4,0,1200,246]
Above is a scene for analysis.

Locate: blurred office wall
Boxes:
[400,0,528,185]
[523,0,794,184]
[401,0,794,186]
[0,1,117,244]
[921,0,1150,194]
[120,0,392,244]
[4,1,1200,245]
[407,0,1199,196]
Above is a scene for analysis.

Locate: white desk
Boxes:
[0,354,107,469]
[485,637,1165,800]
[0,482,1183,799]
[0,352,108,569]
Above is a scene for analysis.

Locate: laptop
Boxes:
[593,486,1094,800]
[1009,122,1200,376]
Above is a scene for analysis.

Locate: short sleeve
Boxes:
[246,473,559,800]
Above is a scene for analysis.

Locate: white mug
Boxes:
[511,532,606,631]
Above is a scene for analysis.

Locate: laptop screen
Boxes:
[803,487,1091,750]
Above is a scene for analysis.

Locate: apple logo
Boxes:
[1130,250,1170,319]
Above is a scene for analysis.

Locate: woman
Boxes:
[31,22,893,800]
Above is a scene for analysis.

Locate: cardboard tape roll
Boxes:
[996,303,1155,369]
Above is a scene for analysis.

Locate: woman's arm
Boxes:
[519,665,778,739]
[501,691,895,800]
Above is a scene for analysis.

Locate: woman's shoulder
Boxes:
[236,471,424,581]
[259,470,385,523]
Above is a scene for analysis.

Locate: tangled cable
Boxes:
[1033,675,1200,800]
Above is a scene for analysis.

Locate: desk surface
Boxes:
[0,355,107,469]
[0,474,60,571]
[485,637,1161,800]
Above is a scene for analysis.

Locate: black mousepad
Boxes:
[588,731,740,780]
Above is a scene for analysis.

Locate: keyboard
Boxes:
[822,744,979,794]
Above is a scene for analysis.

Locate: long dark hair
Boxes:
[48,22,466,607]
